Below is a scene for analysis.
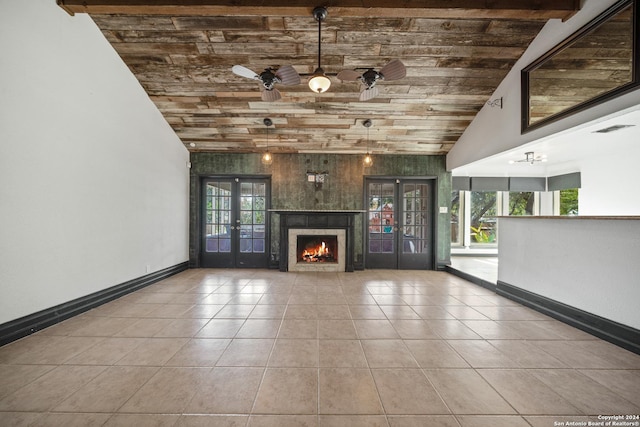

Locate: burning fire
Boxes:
[301,241,333,262]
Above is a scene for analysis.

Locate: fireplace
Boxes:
[297,235,338,263]
[273,210,362,272]
[288,229,346,272]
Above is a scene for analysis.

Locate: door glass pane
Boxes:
[240,197,251,210]
[222,196,231,210]
[239,182,266,253]
[253,211,265,225]
[368,182,395,253]
[253,184,266,197]
[219,238,231,253]
[205,181,232,253]
[255,196,265,213]
[253,239,265,252]
[402,184,428,254]
[240,211,253,224]
[240,182,253,195]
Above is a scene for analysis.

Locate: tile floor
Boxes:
[449,256,498,285]
[1,269,639,427]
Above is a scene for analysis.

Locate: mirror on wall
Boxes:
[522,0,639,133]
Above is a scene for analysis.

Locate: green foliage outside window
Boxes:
[470,192,497,244]
[560,188,579,215]
[509,192,534,216]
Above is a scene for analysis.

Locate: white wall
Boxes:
[447,0,640,171]
[0,0,190,324]
[499,218,640,330]
[578,136,640,215]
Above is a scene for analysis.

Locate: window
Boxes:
[509,192,535,216]
[451,190,547,249]
[470,191,499,245]
[451,186,577,251]
[558,188,579,215]
[451,190,462,246]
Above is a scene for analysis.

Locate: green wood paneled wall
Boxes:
[190,153,451,269]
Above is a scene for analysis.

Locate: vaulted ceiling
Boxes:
[58,0,579,155]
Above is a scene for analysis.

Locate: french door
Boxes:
[201,177,270,268]
[365,178,435,269]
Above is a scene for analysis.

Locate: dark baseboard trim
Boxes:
[445,265,497,292]
[0,262,189,347]
[497,280,640,355]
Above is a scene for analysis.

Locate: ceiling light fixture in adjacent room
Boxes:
[308,6,331,94]
[262,118,273,165]
[509,151,547,165]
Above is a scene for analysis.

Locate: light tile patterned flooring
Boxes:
[1,269,639,427]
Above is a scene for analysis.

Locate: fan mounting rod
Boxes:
[313,6,326,68]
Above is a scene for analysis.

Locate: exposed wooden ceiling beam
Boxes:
[57,0,580,20]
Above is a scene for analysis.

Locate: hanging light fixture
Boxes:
[308,6,331,93]
[261,118,273,165]
[362,119,373,167]
[508,151,547,165]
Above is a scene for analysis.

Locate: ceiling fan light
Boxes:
[308,68,331,93]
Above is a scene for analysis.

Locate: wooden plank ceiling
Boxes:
[59,0,580,155]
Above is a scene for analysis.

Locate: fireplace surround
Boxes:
[273,210,362,272]
[288,229,345,272]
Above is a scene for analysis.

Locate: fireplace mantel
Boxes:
[273,210,362,272]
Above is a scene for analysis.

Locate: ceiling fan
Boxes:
[231,65,301,101]
[337,59,406,101]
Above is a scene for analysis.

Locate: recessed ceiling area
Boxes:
[450,107,640,178]
[57,0,580,156]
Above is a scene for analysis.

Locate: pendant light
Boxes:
[308,6,331,93]
[262,118,273,165]
[363,119,373,167]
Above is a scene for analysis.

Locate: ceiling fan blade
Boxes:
[275,65,301,86]
[379,59,406,81]
[359,85,379,101]
[262,88,281,102]
[337,70,362,81]
[232,65,259,80]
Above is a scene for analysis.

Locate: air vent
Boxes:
[593,124,635,133]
